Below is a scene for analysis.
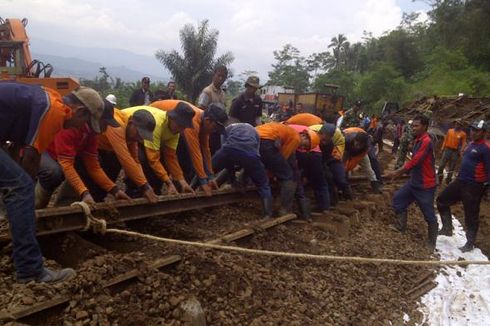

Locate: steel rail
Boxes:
[0,188,258,242]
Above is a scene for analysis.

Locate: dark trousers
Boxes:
[368,141,383,183]
[209,132,221,156]
[126,144,163,197]
[212,147,272,199]
[392,137,400,155]
[393,183,436,224]
[325,159,350,193]
[38,152,65,192]
[176,136,194,183]
[437,179,485,240]
[297,151,330,211]
[437,148,459,182]
[0,149,43,279]
[259,140,293,182]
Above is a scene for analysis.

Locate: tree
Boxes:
[328,34,349,70]
[155,20,234,102]
[268,44,310,92]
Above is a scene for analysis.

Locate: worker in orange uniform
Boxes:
[123,103,196,197]
[36,100,132,206]
[437,120,467,185]
[1,82,105,283]
[343,127,383,193]
[285,112,323,127]
[92,106,159,203]
[288,124,327,216]
[256,122,320,216]
[150,100,228,196]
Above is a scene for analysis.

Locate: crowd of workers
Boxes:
[0,67,489,284]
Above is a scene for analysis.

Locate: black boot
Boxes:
[427,222,438,252]
[438,211,453,236]
[278,180,297,216]
[261,197,273,219]
[297,198,312,221]
[459,229,477,252]
[394,211,407,233]
[370,181,382,194]
[343,185,353,200]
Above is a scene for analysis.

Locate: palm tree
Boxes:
[328,34,349,70]
[155,20,234,101]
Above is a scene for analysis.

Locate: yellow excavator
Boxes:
[0,17,79,95]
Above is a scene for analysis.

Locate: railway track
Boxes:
[0,213,296,323]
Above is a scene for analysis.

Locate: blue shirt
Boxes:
[222,123,260,156]
[0,82,49,147]
[458,139,490,184]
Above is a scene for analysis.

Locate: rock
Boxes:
[21,296,34,305]
[180,297,206,326]
[76,310,89,320]
[169,296,183,306]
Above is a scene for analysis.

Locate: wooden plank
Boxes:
[209,214,296,244]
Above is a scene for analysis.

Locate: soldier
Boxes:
[395,120,414,169]
[340,100,362,129]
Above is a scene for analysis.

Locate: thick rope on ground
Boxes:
[106,228,490,267]
[71,201,107,234]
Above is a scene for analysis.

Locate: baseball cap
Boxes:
[131,109,156,141]
[470,119,486,130]
[245,76,261,89]
[167,102,195,128]
[204,103,228,133]
[102,99,120,128]
[71,86,104,133]
[142,76,150,83]
[319,123,336,136]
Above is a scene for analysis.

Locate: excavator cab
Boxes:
[0,17,79,95]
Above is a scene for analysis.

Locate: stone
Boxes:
[76,310,89,320]
[180,297,206,326]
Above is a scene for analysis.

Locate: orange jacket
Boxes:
[442,128,467,151]
[343,127,368,172]
[256,123,300,159]
[151,100,212,180]
[97,109,147,187]
[33,87,73,153]
[285,113,322,127]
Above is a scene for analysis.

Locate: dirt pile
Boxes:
[399,96,490,129]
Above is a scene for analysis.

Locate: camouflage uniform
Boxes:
[340,108,361,129]
[395,123,414,169]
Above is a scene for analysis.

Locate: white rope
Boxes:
[105,228,490,267]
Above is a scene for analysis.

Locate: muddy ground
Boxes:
[1,151,489,325]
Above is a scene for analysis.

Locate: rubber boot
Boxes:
[459,229,476,252]
[427,222,438,252]
[342,185,353,201]
[394,211,407,233]
[261,197,273,219]
[438,210,453,236]
[278,180,297,216]
[35,182,53,209]
[370,181,382,194]
[297,198,312,221]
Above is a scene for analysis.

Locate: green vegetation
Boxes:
[268,0,490,113]
[155,20,234,102]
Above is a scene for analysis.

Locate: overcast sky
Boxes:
[2,0,429,80]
